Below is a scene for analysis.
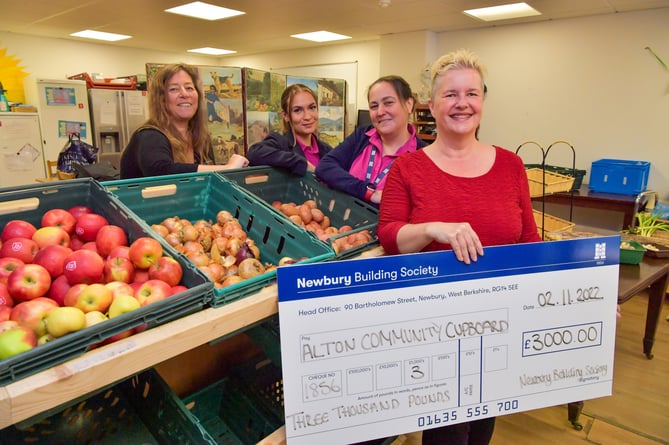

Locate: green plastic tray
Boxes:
[0,179,212,385]
[182,355,284,445]
[104,172,334,307]
[218,167,379,259]
[2,368,216,444]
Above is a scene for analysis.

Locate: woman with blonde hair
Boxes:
[120,63,247,179]
[247,83,332,175]
[378,49,540,444]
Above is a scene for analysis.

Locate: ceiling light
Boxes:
[464,2,540,22]
[188,47,236,55]
[379,0,391,7]
[70,30,131,41]
[165,2,245,20]
[291,31,351,43]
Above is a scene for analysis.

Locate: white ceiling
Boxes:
[2,0,669,57]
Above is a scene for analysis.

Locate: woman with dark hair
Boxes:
[120,63,247,179]
[247,83,332,176]
[315,75,427,207]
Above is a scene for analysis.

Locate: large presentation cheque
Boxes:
[277,236,620,444]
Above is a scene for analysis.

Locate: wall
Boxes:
[431,8,669,198]
[2,8,668,198]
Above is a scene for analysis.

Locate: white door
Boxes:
[0,113,46,187]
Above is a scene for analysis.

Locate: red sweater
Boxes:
[378,146,541,255]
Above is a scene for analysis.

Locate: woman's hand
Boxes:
[425,221,484,264]
[370,189,382,204]
[225,154,249,168]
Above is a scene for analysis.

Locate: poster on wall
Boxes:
[244,68,286,148]
[145,63,245,164]
[287,75,345,147]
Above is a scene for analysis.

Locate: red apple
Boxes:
[48,274,71,306]
[63,283,88,307]
[132,268,150,285]
[0,320,19,332]
[67,205,93,221]
[170,285,188,296]
[148,256,183,287]
[69,235,85,251]
[0,326,37,359]
[32,244,73,278]
[63,249,105,285]
[0,283,14,307]
[0,305,12,321]
[0,257,23,285]
[1,220,37,243]
[41,208,77,234]
[75,213,109,242]
[95,225,128,258]
[107,245,131,260]
[134,279,172,306]
[7,263,52,301]
[128,237,163,269]
[68,283,113,313]
[105,281,135,300]
[80,241,100,253]
[32,226,71,249]
[0,237,39,263]
[103,256,135,283]
[10,297,58,336]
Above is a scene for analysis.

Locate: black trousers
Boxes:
[421,418,496,445]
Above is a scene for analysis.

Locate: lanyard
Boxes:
[365,146,393,189]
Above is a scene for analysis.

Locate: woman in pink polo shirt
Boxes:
[315,75,427,207]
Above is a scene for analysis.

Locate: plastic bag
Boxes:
[73,161,120,181]
[57,133,99,173]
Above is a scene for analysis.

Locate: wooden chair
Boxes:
[56,169,77,180]
[46,160,59,180]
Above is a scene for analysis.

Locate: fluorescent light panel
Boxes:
[165,1,244,20]
[291,31,351,43]
[70,29,131,41]
[188,47,236,55]
[464,2,540,21]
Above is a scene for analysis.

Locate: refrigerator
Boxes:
[88,89,149,154]
[0,112,46,187]
[23,78,92,164]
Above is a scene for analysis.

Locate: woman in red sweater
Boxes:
[377,49,541,444]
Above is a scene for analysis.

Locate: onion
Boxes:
[235,242,256,264]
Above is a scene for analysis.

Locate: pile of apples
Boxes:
[0,206,187,361]
[151,210,279,289]
[271,199,374,254]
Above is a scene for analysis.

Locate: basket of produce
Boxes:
[526,168,575,197]
[533,210,575,240]
[218,167,379,259]
[1,367,216,444]
[0,178,212,384]
[620,240,646,265]
[104,172,334,307]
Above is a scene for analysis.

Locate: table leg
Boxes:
[642,271,669,359]
[567,401,584,430]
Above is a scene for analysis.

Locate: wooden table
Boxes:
[567,255,669,429]
[532,185,643,229]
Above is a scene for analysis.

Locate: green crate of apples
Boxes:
[0,178,213,384]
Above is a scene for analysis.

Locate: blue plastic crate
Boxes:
[104,172,334,307]
[0,179,212,384]
[588,159,650,195]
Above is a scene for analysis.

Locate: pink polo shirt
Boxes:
[349,125,418,190]
[296,134,322,167]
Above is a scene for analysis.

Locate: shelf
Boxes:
[0,245,387,431]
[413,104,435,144]
[0,284,279,429]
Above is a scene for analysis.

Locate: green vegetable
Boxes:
[631,212,669,237]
